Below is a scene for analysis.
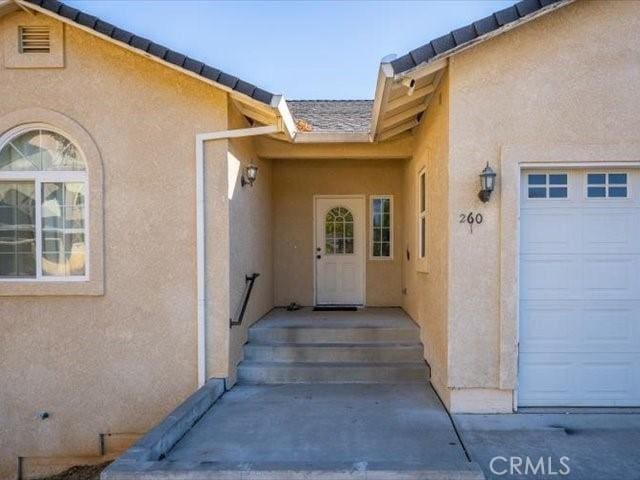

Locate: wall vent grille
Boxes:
[19,26,51,53]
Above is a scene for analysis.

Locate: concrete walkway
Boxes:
[104,380,484,479]
[455,413,640,480]
[167,383,467,467]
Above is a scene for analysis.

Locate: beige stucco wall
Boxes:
[445,0,640,411]
[402,73,450,403]
[226,103,274,385]
[0,12,230,479]
[272,158,405,307]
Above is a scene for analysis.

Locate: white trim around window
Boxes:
[369,195,393,260]
[0,125,89,282]
[417,167,428,272]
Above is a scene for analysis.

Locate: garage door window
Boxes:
[527,173,567,199]
[587,173,628,198]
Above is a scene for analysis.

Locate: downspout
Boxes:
[195,124,280,387]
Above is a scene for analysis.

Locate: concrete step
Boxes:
[244,343,424,363]
[248,327,420,344]
[237,361,430,384]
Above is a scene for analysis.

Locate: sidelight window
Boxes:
[370,196,392,259]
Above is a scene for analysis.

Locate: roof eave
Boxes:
[370,0,575,142]
[13,0,295,131]
[396,0,574,81]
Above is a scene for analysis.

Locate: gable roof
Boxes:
[287,100,373,133]
[5,0,574,144]
[370,0,572,141]
[391,0,568,75]
[22,0,275,105]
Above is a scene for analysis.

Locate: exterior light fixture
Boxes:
[241,164,258,187]
[478,162,496,202]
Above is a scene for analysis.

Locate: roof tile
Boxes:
[235,80,256,97]
[147,42,168,59]
[390,54,416,74]
[94,20,116,37]
[473,14,500,36]
[409,43,436,67]
[129,35,152,51]
[451,24,477,45]
[494,6,520,25]
[183,57,205,75]
[112,28,133,44]
[431,33,456,54]
[58,4,80,20]
[165,50,186,67]
[76,12,98,29]
[41,0,63,13]
[516,0,542,16]
[252,88,274,105]
[217,72,239,89]
[201,66,221,82]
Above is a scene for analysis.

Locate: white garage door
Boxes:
[519,169,640,406]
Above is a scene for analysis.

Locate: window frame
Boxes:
[585,172,630,200]
[417,167,428,272]
[526,172,569,200]
[0,125,89,282]
[369,195,393,261]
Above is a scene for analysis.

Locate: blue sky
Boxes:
[66,0,513,99]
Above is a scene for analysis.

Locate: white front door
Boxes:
[315,196,365,305]
[519,169,640,406]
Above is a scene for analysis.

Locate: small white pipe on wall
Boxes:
[195,124,279,387]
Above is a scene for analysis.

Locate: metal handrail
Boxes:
[230,273,260,327]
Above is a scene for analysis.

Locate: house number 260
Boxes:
[459,212,483,233]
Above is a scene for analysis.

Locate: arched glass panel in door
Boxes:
[325,206,354,254]
[0,128,87,279]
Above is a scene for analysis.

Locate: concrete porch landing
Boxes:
[168,384,469,467]
[103,309,484,479]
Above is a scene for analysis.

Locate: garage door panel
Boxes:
[519,169,640,407]
[520,256,580,300]
[519,304,573,349]
[582,210,640,254]
[582,256,640,299]
[519,353,640,406]
[583,306,638,352]
[521,301,639,354]
[520,210,580,254]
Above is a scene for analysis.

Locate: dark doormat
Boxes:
[313,306,358,312]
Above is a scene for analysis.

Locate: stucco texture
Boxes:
[402,72,450,404]
[446,0,640,409]
[0,12,228,479]
[272,158,405,307]
[226,102,274,384]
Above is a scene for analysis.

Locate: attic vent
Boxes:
[19,26,51,53]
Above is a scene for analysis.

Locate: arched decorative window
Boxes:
[325,206,354,254]
[0,127,87,279]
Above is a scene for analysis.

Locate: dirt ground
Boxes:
[36,462,111,480]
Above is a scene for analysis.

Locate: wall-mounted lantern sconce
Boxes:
[478,162,497,202]
[241,164,258,187]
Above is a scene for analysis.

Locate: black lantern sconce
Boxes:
[478,162,496,202]
[241,164,258,187]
